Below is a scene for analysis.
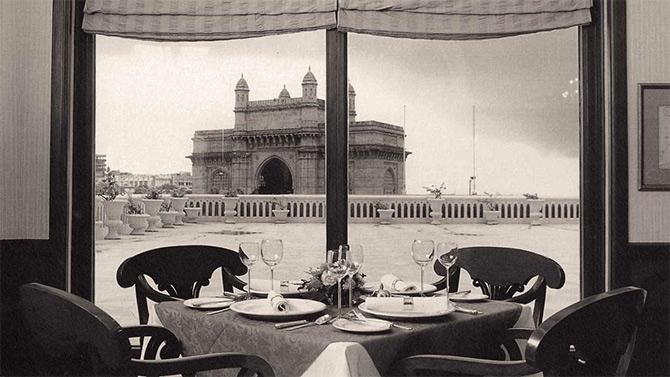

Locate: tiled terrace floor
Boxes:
[95,221,579,326]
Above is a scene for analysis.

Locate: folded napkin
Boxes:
[365,297,449,314]
[380,274,416,292]
[267,290,289,312]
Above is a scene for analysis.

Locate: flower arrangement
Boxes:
[299,263,366,305]
[478,192,498,211]
[145,189,161,200]
[423,182,447,199]
[126,195,144,214]
[523,193,540,200]
[95,167,121,201]
[373,201,390,210]
[159,199,173,212]
[272,197,287,210]
[172,188,187,198]
[224,188,244,197]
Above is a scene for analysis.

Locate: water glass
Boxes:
[436,241,459,304]
[261,239,283,291]
[411,239,435,296]
[238,242,259,299]
[344,244,364,307]
[327,249,349,317]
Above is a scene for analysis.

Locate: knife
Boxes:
[275,320,308,329]
[453,306,481,315]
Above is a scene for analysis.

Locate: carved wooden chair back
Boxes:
[526,286,646,376]
[116,245,247,324]
[434,246,565,325]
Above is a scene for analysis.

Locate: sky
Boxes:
[96,28,579,197]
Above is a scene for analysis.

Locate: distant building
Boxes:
[188,69,407,195]
[115,171,193,191]
[95,154,107,181]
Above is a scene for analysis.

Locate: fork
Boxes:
[353,309,412,330]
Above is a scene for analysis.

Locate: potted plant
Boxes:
[222,189,242,224]
[96,168,125,240]
[142,189,163,232]
[158,199,178,228]
[170,188,189,226]
[271,197,290,224]
[182,197,201,223]
[523,193,544,226]
[478,192,501,225]
[424,183,446,225]
[125,195,149,235]
[373,201,395,225]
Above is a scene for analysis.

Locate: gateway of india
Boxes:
[188,68,407,195]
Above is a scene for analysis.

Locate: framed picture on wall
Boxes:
[638,84,670,191]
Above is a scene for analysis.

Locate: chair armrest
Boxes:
[129,352,275,377]
[122,325,181,359]
[507,277,544,305]
[396,354,540,377]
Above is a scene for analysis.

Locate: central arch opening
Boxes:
[257,158,293,194]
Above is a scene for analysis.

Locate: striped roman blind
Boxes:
[82,0,337,41]
[338,0,593,40]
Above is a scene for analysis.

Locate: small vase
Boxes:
[183,207,201,223]
[142,199,163,232]
[272,209,289,224]
[427,198,444,225]
[126,214,150,235]
[158,211,178,228]
[170,197,188,225]
[103,200,126,240]
[377,209,395,225]
[222,197,239,224]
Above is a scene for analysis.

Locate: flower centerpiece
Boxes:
[423,182,446,225]
[299,263,366,306]
[96,168,125,240]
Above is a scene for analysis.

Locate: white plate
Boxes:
[230,298,326,320]
[357,301,455,320]
[449,292,489,302]
[332,318,392,333]
[183,297,234,310]
[364,281,438,296]
[248,279,306,298]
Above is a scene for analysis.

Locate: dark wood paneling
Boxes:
[578,0,606,298]
[71,0,95,301]
[0,0,72,374]
[608,1,670,375]
[325,30,348,252]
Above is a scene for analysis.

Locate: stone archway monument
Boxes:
[256,158,293,194]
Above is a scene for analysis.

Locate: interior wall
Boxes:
[627,0,670,243]
[0,0,52,240]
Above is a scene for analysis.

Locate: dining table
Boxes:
[155,296,533,377]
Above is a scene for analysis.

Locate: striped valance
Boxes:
[338,0,593,40]
[82,0,337,41]
[83,0,592,42]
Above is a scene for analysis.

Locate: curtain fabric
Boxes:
[337,0,593,40]
[82,0,337,41]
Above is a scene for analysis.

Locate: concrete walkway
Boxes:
[95,222,579,326]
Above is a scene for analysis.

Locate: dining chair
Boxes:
[19,282,275,377]
[116,245,248,325]
[395,286,647,377]
[433,246,566,326]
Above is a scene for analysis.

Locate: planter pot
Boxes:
[126,214,150,235]
[427,198,444,225]
[142,199,163,232]
[103,200,126,240]
[170,197,189,226]
[272,209,289,224]
[483,210,501,225]
[377,209,395,225]
[158,211,179,228]
[527,199,545,226]
[183,207,201,223]
[222,197,239,224]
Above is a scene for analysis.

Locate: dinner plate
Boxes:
[183,297,234,310]
[230,298,326,320]
[363,281,438,296]
[332,318,392,333]
[449,292,489,302]
[248,279,306,298]
[357,301,455,320]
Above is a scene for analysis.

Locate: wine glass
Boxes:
[436,241,459,305]
[327,249,349,317]
[344,244,364,308]
[261,239,283,291]
[411,240,435,296]
[238,242,259,300]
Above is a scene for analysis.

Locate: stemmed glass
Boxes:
[344,244,364,308]
[261,239,283,291]
[411,240,435,296]
[436,241,459,305]
[327,249,350,317]
[238,242,259,300]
